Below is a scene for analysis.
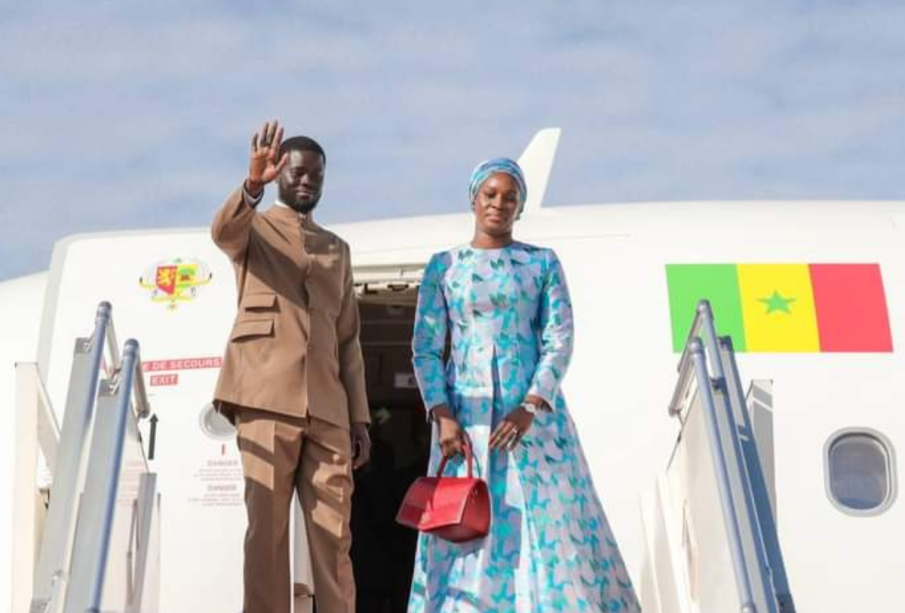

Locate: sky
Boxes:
[2,1,905,280]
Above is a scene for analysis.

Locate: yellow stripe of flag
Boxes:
[737,264,820,352]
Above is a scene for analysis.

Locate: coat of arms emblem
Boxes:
[139,258,213,309]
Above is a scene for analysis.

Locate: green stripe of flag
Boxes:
[666,264,746,352]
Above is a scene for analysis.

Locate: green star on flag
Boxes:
[758,291,796,314]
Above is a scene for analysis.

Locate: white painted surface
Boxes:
[1,197,903,611]
[11,365,39,613]
[0,273,47,612]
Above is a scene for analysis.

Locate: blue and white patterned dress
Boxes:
[408,242,641,613]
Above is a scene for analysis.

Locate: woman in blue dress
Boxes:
[407,158,641,613]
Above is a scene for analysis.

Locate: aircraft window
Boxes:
[826,429,896,516]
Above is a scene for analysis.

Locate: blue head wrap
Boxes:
[469,157,528,216]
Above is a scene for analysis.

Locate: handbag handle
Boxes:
[435,436,473,478]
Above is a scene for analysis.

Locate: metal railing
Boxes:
[28,302,154,613]
[723,342,796,613]
[31,303,118,611]
[667,300,791,613]
[64,339,147,613]
[668,300,724,418]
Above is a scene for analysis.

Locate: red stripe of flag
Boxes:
[810,264,893,352]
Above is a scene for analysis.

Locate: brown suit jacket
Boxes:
[211,187,369,429]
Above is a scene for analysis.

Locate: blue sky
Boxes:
[2,1,904,280]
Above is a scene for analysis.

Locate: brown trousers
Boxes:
[236,407,355,613]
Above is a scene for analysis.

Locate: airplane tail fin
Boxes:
[517,128,561,215]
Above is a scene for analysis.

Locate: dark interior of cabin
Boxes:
[349,299,431,613]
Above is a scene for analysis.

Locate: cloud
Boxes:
[2,1,905,279]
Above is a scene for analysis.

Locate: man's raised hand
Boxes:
[246,120,289,196]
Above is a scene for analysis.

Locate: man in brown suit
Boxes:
[212,120,371,613]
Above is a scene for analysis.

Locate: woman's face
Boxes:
[473,173,520,236]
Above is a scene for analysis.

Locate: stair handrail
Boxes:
[669,299,785,613]
[687,337,761,613]
[669,300,724,417]
[62,339,146,613]
[30,302,151,612]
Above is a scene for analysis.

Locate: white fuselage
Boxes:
[2,199,903,611]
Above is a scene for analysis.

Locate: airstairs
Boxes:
[639,301,796,613]
[12,302,159,613]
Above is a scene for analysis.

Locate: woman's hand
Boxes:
[489,406,535,451]
[431,405,465,458]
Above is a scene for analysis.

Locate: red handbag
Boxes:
[396,441,491,543]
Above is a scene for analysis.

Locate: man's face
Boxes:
[277,149,325,214]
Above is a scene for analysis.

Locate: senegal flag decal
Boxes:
[666,263,893,353]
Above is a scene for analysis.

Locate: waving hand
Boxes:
[246,119,289,196]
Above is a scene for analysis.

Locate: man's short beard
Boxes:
[279,187,321,214]
[292,197,320,214]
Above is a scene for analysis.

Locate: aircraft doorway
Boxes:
[351,286,431,613]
